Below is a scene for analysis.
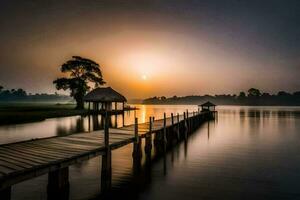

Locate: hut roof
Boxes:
[84,87,127,102]
[199,101,216,107]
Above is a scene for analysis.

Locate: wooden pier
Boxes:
[0,110,216,199]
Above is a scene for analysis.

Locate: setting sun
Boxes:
[141,74,147,80]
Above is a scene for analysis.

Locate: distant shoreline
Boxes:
[0,103,88,126]
[141,102,300,106]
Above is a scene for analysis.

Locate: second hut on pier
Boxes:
[199,101,216,112]
[84,87,127,113]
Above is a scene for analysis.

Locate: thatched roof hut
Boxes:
[198,101,216,111]
[84,87,127,111]
[84,87,126,102]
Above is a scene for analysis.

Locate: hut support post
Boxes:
[0,187,11,200]
[47,167,69,199]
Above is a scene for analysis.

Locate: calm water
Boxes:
[1,105,300,200]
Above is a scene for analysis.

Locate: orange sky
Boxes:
[0,1,299,98]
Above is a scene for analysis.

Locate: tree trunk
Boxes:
[75,97,84,109]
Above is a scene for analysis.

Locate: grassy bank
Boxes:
[0,102,88,125]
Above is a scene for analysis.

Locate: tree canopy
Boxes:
[53,56,105,109]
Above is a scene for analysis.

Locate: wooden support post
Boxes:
[177,113,180,140]
[134,117,139,143]
[183,112,186,128]
[88,102,90,112]
[145,117,152,155]
[163,112,167,144]
[0,187,11,200]
[47,167,69,200]
[122,113,125,127]
[104,112,109,148]
[101,150,112,194]
[183,112,188,139]
[101,111,112,194]
[171,113,175,140]
[149,116,152,132]
[88,114,91,132]
[132,117,142,172]
[186,110,189,132]
[115,102,117,111]
[191,111,194,130]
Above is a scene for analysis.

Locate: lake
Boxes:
[1,105,300,200]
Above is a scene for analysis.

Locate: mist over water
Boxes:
[2,105,300,200]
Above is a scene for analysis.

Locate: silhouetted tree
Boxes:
[261,92,271,97]
[238,92,246,98]
[278,91,290,96]
[237,91,246,104]
[15,88,27,97]
[248,88,261,97]
[293,91,300,96]
[161,96,167,100]
[53,56,105,109]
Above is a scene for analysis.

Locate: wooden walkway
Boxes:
[0,110,215,199]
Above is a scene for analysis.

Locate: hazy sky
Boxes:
[0,0,300,98]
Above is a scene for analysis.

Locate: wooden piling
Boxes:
[132,117,142,173]
[163,113,167,143]
[134,117,139,143]
[183,111,186,129]
[188,111,191,132]
[47,167,69,199]
[145,117,152,154]
[177,113,180,140]
[101,111,112,193]
[171,113,175,141]
[184,112,188,139]
[101,150,112,194]
[0,187,11,200]
[104,112,109,148]
[192,111,195,130]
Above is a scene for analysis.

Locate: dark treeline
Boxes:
[143,88,300,106]
[0,86,71,102]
